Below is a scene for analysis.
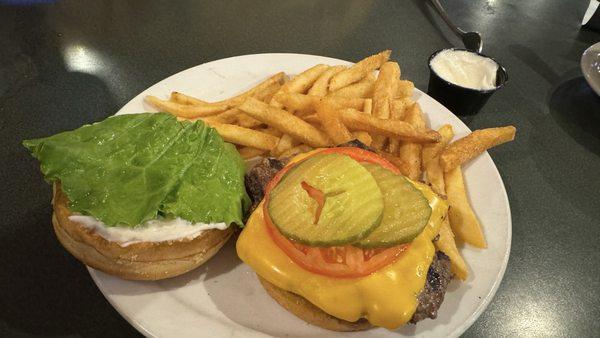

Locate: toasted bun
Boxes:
[258,276,372,332]
[52,184,233,280]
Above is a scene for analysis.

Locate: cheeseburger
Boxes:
[237,143,452,331]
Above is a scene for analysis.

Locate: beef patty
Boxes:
[244,144,453,323]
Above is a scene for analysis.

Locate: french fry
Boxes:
[323,96,365,110]
[397,104,427,180]
[285,64,330,94]
[272,134,298,156]
[302,114,320,125]
[422,124,455,164]
[238,147,267,159]
[398,144,421,180]
[425,158,446,196]
[270,64,329,108]
[387,98,415,153]
[445,166,487,248]
[275,92,364,116]
[236,114,263,128]
[440,126,517,172]
[340,108,440,143]
[145,96,230,119]
[170,92,207,105]
[280,144,313,158]
[435,217,469,280]
[170,76,281,108]
[328,73,376,98]
[372,61,401,149]
[308,65,346,96]
[203,108,240,124]
[396,80,414,99]
[329,50,391,91]
[217,72,285,106]
[379,151,412,177]
[209,123,279,150]
[422,125,454,195]
[259,127,283,137]
[239,98,331,147]
[353,131,372,146]
[315,99,354,145]
[255,82,282,103]
[363,98,373,115]
[272,92,315,115]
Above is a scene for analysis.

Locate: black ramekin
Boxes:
[427,48,508,116]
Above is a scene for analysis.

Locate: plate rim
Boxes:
[88,52,512,338]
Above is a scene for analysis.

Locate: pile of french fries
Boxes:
[145,50,516,281]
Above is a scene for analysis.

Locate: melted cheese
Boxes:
[237,180,447,329]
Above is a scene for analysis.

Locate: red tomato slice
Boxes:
[263,147,410,279]
[320,147,401,174]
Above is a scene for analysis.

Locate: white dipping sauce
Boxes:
[69,215,228,247]
[430,49,499,90]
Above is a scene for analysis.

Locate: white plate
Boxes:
[89,54,511,338]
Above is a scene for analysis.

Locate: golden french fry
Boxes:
[423,125,455,194]
[379,151,412,177]
[145,96,229,119]
[209,123,279,150]
[237,114,263,128]
[255,82,282,103]
[396,80,414,98]
[238,147,267,159]
[170,76,281,108]
[387,98,415,153]
[280,144,313,158]
[239,98,331,147]
[275,92,365,116]
[422,124,454,164]
[353,131,372,146]
[328,73,376,98]
[258,127,283,137]
[329,50,391,91]
[273,92,316,115]
[302,114,320,125]
[397,104,427,180]
[285,64,330,94]
[328,96,366,110]
[315,99,354,145]
[445,166,487,248]
[363,98,373,115]
[272,134,298,156]
[170,92,207,105]
[440,126,516,172]
[424,158,446,196]
[435,217,469,280]
[398,144,421,180]
[270,64,329,108]
[372,62,401,149]
[341,108,440,143]
[308,65,346,96]
[390,98,415,120]
[202,108,238,124]
[216,72,285,106]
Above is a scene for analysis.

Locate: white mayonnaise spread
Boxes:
[69,215,228,247]
[430,49,499,90]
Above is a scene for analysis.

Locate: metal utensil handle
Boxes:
[429,0,465,38]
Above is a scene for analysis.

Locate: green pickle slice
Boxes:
[267,153,384,246]
[357,162,432,248]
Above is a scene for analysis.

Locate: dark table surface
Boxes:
[2,0,599,337]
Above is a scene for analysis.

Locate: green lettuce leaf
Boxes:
[23,113,250,227]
